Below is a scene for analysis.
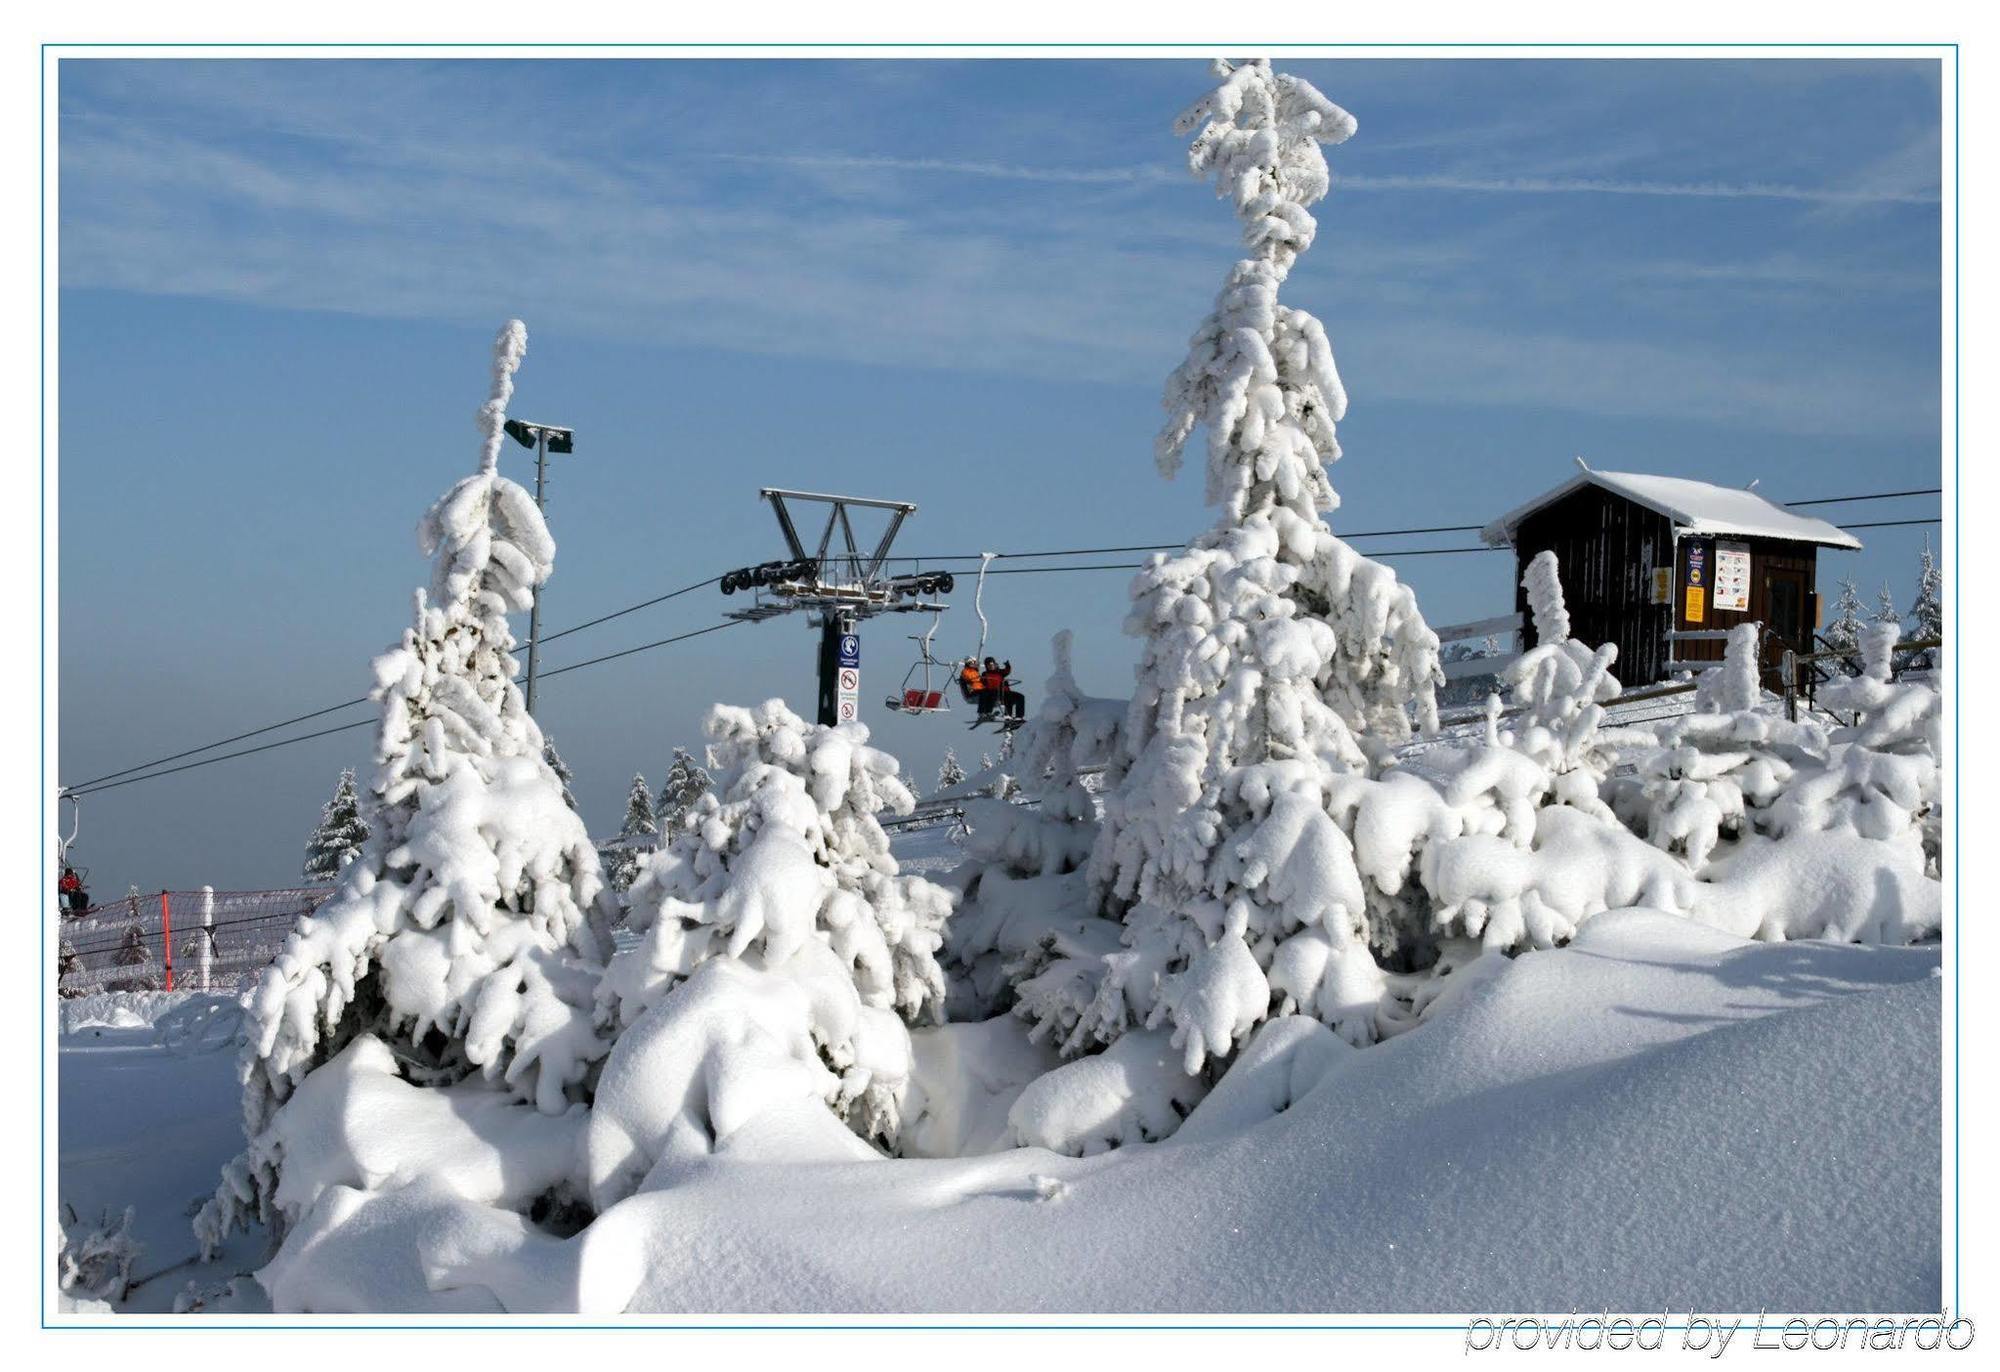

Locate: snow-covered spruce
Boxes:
[1909,537,1943,669]
[652,746,712,844]
[1078,61,1441,1082]
[1823,577,1868,662]
[935,748,967,794]
[196,321,615,1255]
[588,699,951,1204]
[302,768,370,884]
[601,773,659,894]
[945,631,1128,1042]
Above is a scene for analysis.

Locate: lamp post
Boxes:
[503,418,575,715]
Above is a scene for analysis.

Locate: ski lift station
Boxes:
[1482,461,1864,688]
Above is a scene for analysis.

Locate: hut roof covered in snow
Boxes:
[1480,467,1863,551]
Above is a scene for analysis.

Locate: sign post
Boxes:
[836,632,861,723]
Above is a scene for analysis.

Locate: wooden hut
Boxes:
[1480,462,1862,687]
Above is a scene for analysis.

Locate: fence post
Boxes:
[198,885,214,992]
[159,890,174,993]
[1780,649,1798,722]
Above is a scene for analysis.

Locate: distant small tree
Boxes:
[1909,538,1943,668]
[57,938,84,998]
[1873,583,1902,631]
[543,735,580,811]
[1823,578,1867,660]
[301,769,369,883]
[602,773,659,893]
[653,747,713,843]
[936,748,966,792]
[108,920,158,994]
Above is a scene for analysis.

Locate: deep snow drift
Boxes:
[56,906,1940,1314]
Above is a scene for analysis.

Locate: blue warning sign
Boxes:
[837,633,861,667]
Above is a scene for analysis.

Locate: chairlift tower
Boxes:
[719,488,952,726]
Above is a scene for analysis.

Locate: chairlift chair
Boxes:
[885,610,954,715]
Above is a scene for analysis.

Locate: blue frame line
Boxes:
[39,37,1960,1336]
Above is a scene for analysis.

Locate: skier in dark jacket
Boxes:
[980,657,1026,722]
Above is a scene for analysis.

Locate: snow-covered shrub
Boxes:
[1637,623,1822,869]
[592,698,951,1188]
[197,322,614,1255]
[303,768,369,883]
[57,1203,141,1307]
[1770,622,1941,874]
[1006,1029,1208,1155]
[1327,551,1655,964]
[946,632,1127,1040]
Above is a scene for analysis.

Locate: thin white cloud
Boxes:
[1339,172,1939,207]
[719,151,1938,207]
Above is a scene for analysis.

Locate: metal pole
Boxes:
[525,430,548,714]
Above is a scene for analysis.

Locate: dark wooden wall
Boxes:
[1511,485,1823,687]
[1513,487,1675,686]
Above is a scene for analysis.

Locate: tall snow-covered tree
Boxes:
[1078,60,1442,1073]
[301,769,369,884]
[653,746,713,843]
[596,699,951,1169]
[1823,578,1867,660]
[935,748,967,793]
[602,773,658,893]
[198,321,615,1254]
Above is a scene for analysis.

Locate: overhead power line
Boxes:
[59,483,1940,798]
[1785,487,1941,507]
[65,620,750,798]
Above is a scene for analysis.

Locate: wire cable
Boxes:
[66,620,751,798]
[58,485,1940,795]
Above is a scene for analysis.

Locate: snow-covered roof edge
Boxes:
[1480,469,1863,551]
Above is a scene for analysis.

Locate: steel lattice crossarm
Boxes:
[719,488,949,621]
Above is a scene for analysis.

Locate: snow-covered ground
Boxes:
[55,890,1940,1314]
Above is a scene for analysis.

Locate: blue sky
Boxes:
[56,56,1944,898]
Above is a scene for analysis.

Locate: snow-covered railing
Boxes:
[59,886,334,997]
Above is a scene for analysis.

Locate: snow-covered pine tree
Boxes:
[301,769,369,884]
[57,937,84,998]
[597,699,952,1156]
[197,321,615,1254]
[602,773,658,894]
[1823,577,1867,662]
[1909,537,1943,669]
[109,920,158,994]
[653,746,713,844]
[1874,583,1903,630]
[543,734,580,811]
[1076,60,1442,1072]
[935,748,967,793]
